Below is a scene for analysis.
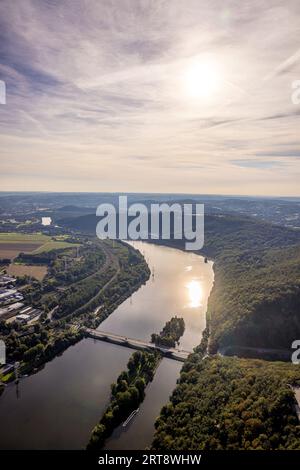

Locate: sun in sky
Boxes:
[182,56,222,100]
[1,1,299,195]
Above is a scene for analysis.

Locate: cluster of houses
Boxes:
[0,275,42,324]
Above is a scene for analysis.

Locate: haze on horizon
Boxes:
[0,0,300,196]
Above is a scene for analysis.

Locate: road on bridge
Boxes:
[84,328,192,362]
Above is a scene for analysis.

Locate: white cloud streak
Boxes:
[0,0,300,195]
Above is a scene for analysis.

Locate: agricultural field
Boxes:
[0,243,42,260]
[0,232,80,259]
[32,240,80,254]
[0,233,49,242]
[7,263,48,281]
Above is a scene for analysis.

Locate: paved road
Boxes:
[85,328,192,362]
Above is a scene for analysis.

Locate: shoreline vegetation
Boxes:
[87,350,161,450]
[151,316,185,348]
[0,235,150,384]
[2,210,300,450]
[61,212,300,449]
[61,211,300,354]
[147,216,300,450]
[87,317,186,449]
[149,327,300,450]
[152,351,300,450]
[142,214,300,355]
[55,212,300,450]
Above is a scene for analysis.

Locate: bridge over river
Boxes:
[84,328,192,362]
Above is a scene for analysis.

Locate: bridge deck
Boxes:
[84,328,192,362]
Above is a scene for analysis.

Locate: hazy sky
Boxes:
[0,0,300,195]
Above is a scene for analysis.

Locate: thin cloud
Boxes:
[0,0,299,195]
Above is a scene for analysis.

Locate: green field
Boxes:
[0,232,50,243]
[32,241,80,253]
[0,232,80,257]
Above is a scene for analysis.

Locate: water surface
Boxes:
[0,242,214,449]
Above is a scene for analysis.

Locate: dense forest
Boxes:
[207,244,300,353]
[159,214,300,352]
[203,216,300,352]
[59,210,300,451]
[60,211,300,352]
[152,355,300,450]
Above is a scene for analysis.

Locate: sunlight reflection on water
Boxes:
[186,279,203,308]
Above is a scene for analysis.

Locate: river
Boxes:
[0,242,214,449]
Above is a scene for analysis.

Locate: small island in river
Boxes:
[151,316,185,348]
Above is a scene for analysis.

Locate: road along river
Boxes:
[0,242,214,449]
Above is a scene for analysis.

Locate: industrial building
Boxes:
[0,276,43,323]
[0,275,17,287]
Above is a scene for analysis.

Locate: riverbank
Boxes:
[0,242,214,449]
[87,350,162,449]
[152,355,300,450]
[0,239,150,384]
[147,212,300,357]
[88,316,187,449]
